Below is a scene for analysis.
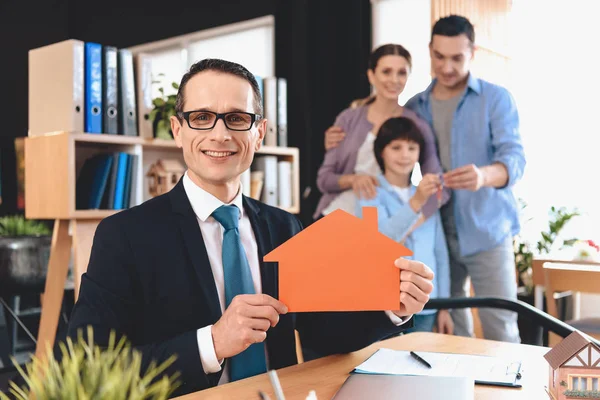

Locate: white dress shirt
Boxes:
[182,171,410,386]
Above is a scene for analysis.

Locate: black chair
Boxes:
[423,296,600,347]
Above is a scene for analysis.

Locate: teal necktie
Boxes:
[211,205,267,381]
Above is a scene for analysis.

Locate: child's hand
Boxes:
[435,310,454,335]
[410,174,441,211]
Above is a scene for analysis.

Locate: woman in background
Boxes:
[314,43,449,220]
[356,117,452,334]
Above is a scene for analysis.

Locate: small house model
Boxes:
[544,331,600,399]
[146,159,186,197]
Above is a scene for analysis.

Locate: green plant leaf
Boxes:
[149,108,159,122]
[172,82,179,90]
[5,328,180,399]
[153,98,166,107]
[0,215,51,236]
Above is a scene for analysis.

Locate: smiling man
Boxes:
[66,59,435,397]
[405,15,526,344]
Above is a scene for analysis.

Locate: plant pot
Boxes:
[0,235,51,296]
[152,114,174,140]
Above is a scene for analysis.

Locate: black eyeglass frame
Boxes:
[178,110,263,131]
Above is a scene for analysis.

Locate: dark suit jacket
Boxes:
[67,179,410,397]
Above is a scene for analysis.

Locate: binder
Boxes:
[262,77,278,147]
[253,156,278,206]
[277,161,292,209]
[76,153,113,209]
[29,39,84,136]
[118,49,138,136]
[122,154,136,208]
[254,75,264,112]
[135,53,154,139]
[113,152,130,209]
[84,42,103,134]
[102,46,119,134]
[277,78,287,147]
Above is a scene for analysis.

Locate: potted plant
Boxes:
[513,203,580,345]
[0,215,52,296]
[514,203,580,295]
[0,327,180,399]
[148,73,179,140]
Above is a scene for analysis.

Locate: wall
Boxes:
[0,0,373,225]
[0,0,70,215]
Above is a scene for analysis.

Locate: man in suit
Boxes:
[67,58,435,397]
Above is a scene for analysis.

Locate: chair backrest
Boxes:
[543,262,600,318]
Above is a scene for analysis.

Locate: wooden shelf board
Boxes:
[72,209,121,219]
[73,132,142,145]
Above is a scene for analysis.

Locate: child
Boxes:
[356,117,453,334]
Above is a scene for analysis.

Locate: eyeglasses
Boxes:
[179,110,263,131]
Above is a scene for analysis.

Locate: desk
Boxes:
[175,332,549,400]
[532,258,600,311]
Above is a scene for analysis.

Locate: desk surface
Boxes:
[175,332,550,400]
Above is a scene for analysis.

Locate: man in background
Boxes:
[405,15,525,343]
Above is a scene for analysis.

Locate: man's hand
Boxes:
[435,310,454,335]
[443,164,485,191]
[212,294,288,360]
[352,174,378,199]
[410,173,441,212]
[391,259,434,318]
[325,126,346,151]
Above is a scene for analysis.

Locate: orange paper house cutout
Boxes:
[264,207,413,312]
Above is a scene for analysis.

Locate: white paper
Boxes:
[354,348,521,385]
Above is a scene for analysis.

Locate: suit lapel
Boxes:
[243,196,278,299]
[169,180,221,322]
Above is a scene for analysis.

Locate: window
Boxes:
[511,0,600,245]
[572,377,580,390]
[593,377,598,391]
[128,16,275,102]
[371,0,432,106]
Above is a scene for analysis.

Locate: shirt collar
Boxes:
[377,174,417,197]
[418,72,481,103]
[182,171,244,222]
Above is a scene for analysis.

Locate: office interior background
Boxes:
[0,0,599,392]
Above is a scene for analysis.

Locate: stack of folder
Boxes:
[29,39,154,139]
[76,152,138,210]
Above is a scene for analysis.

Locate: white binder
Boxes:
[253,156,278,206]
[135,53,154,139]
[277,78,287,147]
[262,77,278,147]
[118,49,138,136]
[277,161,292,209]
[28,39,84,136]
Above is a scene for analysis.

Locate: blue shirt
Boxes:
[405,74,526,256]
[356,175,450,314]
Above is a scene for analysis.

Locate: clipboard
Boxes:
[352,348,524,388]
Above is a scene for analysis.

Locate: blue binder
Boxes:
[85,42,103,133]
[113,153,130,209]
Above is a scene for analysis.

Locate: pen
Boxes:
[410,351,432,369]
[258,391,271,400]
[268,370,286,400]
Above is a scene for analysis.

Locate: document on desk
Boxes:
[353,348,523,387]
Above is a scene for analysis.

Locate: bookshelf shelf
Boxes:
[72,209,120,219]
[25,131,300,220]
